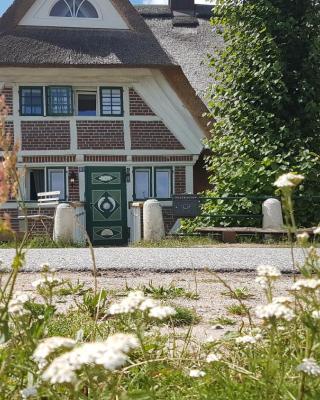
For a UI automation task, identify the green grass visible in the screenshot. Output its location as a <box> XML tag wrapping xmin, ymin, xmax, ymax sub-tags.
<box><xmin>210</xmin><ymin>316</ymin><xmax>236</xmax><ymax>326</ymax></box>
<box><xmin>221</xmin><ymin>287</ymin><xmax>254</xmax><ymax>300</ymax></box>
<box><xmin>227</xmin><ymin>303</ymin><xmax>250</xmax><ymax>316</ymax></box>
<box><xmin>130</xmin><ymin>236</ymin><xmax>219</xmax><ymax>248</ymax></box>
<box><xmin>126</xmin><ymin>281</ymin><xmax>200</xmax><ymax>300</ymax></box>
<box><xmin>169</xmin><ymin>305</ymin><xmax>201</xmax><ymax>327</ymax></box>
<box><xmin>0</xmin><ymin>236</ymin><xmax>85</xmax><ymax>249</ymax></box>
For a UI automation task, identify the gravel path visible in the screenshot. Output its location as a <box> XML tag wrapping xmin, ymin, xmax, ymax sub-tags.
<box><xmin>0</xmin><ymin>247</ymin><xmax>310</xmax><ymax>272</ymax></box>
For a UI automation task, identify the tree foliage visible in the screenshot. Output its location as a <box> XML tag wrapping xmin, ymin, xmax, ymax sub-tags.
<box><xmin>197</xmin><ymin>0</ymin><xmax>320</xmax><ymax>227</ymax></box>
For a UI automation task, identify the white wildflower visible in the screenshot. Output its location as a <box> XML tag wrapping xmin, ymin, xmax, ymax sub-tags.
<box><xmin>255</xmin><ymin>302</ymin><xmax>295</xmax><ymax>321</ymax></box>
<box><xmin>33</xmin><ymin>337</ymin><xmax>76</xmax><ymax>369</ymax></box>
<box><xmin>20</xmin><ymin>387</ymin><xmax>37</xmax><ymax>399</ymax></box>
<box><xmin>257</xmin><ymin>265</ymin><xmax>281</xmax><ymax>279</ymax></box>
<box><xmin>255</xmin><ymin>276</ymin><xmax>268</xmax><ymax>289</ymax></box>
<box><xmin>189</xmin><ymin>369</ymin><xmax>206</xmax><ymax>378</ymax></box>
<box><xmin>235</xmin><ymin>334</ymin><xmax>262</xmax><ymax>345</ymax></box>
<box><xmin>297</xmin><ymin>232</ymin><xmax>310</xmax><ymax>243</ymax></box>
<box><xmin>274</xmin><ymin>173</ymin><xmax>304</xmax><ymax>188</ymax></box>
<box><xmin>42</xmin><ymin>334</ymin><xmax>139</xmax><ymax>385</ymax></box>
<box><xmin>311</xmin><ymin>310</ymin><xmax>320</xmax><ymax>320</ymax></box>
<box><xmin>139</xmin><ymin>298</ymin><xmax>159</xmax><ymax>311</ymax></box>
<box><xmin>206</xmin><ymin>353</ymin><xmax>222</xmax><ymax>363</ymax></box>
<box><xmin>8</xmin><ymin>292</ymin><xmax>33</xmax><ymax>317</ymax></box>
<box><xmin>149</xmin><ymin>306</ymin><xmax>176</xmax><ymax>320</ymax></box>
<box><xmin>109</xmin><ymin>290</ymin><xmax>145</xmax><ymax>314</ymax></box>
<box><xmin>314</xmin><ymin>227</ymin><xmax>320</xmax><ymax>235</ymax></box>
<box><xmin>291</xmin><ymin>279</ymin><xmax>320</xmax><ymax>291</ymax></box>
<box><xmin>297</xmin><ymin>358</ymin><xmax>320</xmax><ymax>376</ymax></box>
<box><xmin>32</xmin><ymin>276</ymin><xmax>62</xmax><ymax>289</ymax></box>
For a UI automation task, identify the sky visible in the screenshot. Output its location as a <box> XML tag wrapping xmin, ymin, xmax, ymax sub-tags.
<box><xmin>0</xmin><ymin>0</ymin><xmax>214</xmax><ymax>17</ymax></box>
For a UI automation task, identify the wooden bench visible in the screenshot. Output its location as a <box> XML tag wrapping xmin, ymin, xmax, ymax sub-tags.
<box><xmin>195</xmin><ymin>226</ymin><xmax>315</xmax><ymax>243</ymax></box>
<box><xmin>18</xmin><ymin>191</ymin><xmax>60</xmax><ymax>237</ymax></box>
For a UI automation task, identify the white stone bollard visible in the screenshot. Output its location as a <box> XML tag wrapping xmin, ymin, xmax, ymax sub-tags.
<box><xmin>262</xmin><ymin>198</ymin><xmax>284</xmax><ymax>229</ymax></box>
<box><xmin>143</xmin><ymin>199</ymin><xmax>165</xmax><ymax>242</ymax></box>
<box><xmin>53</xmin><ymin>203</ymin><xmax>75</xmax><ymax>243</ymax></box>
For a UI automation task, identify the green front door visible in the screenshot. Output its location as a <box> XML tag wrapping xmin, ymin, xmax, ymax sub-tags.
<box><xmin>85</xmin><ymin>167</ymin><xmax>128</xmax><ymax>246</ymax></box>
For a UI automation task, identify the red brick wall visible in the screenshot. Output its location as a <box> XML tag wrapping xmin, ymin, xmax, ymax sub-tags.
<box><xmin>77</xmin><ymin>121</ymin><xmax>125</xmax><ymax>150</ymax></box>
<box><xmin>21</xmin><ymin>121</ymin><xmax>70</xmax><ymax>150</ymax></box>
<box><xmin>129</xmin><ymin>89</ymin><xmax>155</xmax><ymax>116</ymax></box>
<box><xmin>20</xmin><ymin>207</ymin><xmax>55</xmax><ymax>235</ymax></box>
<box><xmin>130</xmin><ymin>121</ymin><xmax>184</xmax><ymax>150</ymax></box>
<box><xmin>175</xmin><ymin>166</ymin><xmax>186</xmax><ymax>194</ymax></box>
<box><xmin>162</xmin><ymin>207</ymin><xmax>175</xmax><ymax>233</ymax></box>
<box><xmin>0</xmin><ymin>87</ymin><xmax>13</xmax><ymax>116</ymax></box>
<box><xmin>68</xmin><ymin>167</ymin><xmax>80</xmax><ymax>202</ymax></box>
<box><xmin>23</xmin><ymin>155</ymin><xmax>76</xmax><ymax>163</ymax></box>
<box><xmin>132</xmin><ymin>155</ymin><xmax>193</xmax><ymax>162</ymax></box>
<box><xmin>84</xmin><ymin>155</ymin><xmax>127</xmax><ymax>162</ymax></box>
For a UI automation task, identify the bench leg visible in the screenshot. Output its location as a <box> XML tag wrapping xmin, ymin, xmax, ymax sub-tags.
<box><xmin>222</xmin><ymin>231</ymin><xmax>237</xmax><ymax>243</ymax></box>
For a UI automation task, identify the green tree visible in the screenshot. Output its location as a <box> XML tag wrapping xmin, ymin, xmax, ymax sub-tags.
<box><xmin>200</xmin><ymin>0</ymin><xmax>320</xmax><ymax>227</ymax></box>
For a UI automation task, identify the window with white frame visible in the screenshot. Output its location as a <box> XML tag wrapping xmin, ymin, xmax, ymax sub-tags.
<box><xmin>154</xmin><ymin>168</ymin><xmax>172</xmax><ymax>199</ymax></box>
<box><xmin>134</xmin><ymin>168</ymin><xmax>151</xmax><ymax>200</ymax></box>
<box><xmin>50</xmin><ymin>0</ymin><xmax>99</xmax><ymax>18</ymax></box>
<box><xmin>77</xmin><ymin>91</ymin><xmax>97</xmax><ymax>116</ymax></box>
<box><xmin>133</xmin><ymin>167</ymin><xmax>173</xmax><ymax>200</ymax></box>
<box><xmin>100</xmin><ymin>87</ymin><xmax>123</xmax><ymax>116</ymax></box>
<box><xmin>28</xmin><ymin>168</ymin><xmax>66</xmax><ymax>201</ymax></box>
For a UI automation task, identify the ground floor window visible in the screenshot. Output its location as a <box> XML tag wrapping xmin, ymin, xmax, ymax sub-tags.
<box><xmin>133</xmin><ymin>167</ymin><xmax>172</xmax><ymax>200</ymax></box>
<box><xmin>28</xmin><ymin>167</ymin><xmax>66</xmax><ymax>201</ymax></box>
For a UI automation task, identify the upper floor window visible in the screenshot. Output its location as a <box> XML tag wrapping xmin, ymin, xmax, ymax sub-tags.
<box><xmin>46</xmin><ymin>86</ymin><xmax>73</xmax><ymax>116</ymax></box>
<box><xmin>100</xmin><ymin>87</ymin><xmax>123</xmax><ymax>117</ymax></box>
<box><xmin>50</xmin><ymin>0</ymin><xmax>99</xmax><ymax>18</ymax></box>
<box><xmin>19</xmin><ymin>87</ymin><xmax>43</xmax><ymax>116</ymax></box>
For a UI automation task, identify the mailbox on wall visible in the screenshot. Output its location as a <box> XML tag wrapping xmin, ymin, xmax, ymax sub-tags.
<box><xmin>172</xmin><ymin>194</ymin><xmax>201</xmax><ymax>218</ymax></box>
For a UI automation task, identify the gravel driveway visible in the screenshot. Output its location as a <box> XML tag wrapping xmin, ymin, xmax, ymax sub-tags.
<box><xmin>0</xmin><ymin>247</ymin><xmax>309</xmax><ymax>272</ymax></box>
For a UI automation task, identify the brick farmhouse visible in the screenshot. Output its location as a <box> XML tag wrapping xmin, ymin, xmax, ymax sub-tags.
<box><xmin>0</xmin><ymin>0</ymin><xmax>218</xmax><ymax>245</ymax></box>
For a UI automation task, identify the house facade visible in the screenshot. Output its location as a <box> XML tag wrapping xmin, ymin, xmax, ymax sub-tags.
<box><xmin>0</xmin><ymin>0</ymin><xmax>215</xmax><ymax>245</ymax></box>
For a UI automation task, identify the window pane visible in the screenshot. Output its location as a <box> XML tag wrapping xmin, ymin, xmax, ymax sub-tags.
<box><xmin>101</xmin><ymin>88</ymin><xmax>123</xmax><ymax>116</ymax></box>
<box><xmin>30</xmin><ymin>169</ymin><xmax>45</xmax><ymax>201</ymax></box>
<box><xmin>48</xmin><ymin>87</ymin><xmax>72</xmax><ymax>115</ymax></box>
<box><xmin>156</xmin><ymin>169</ymin><xmax>171</xmax><ymax>198</ymax></box>
<box><xmin>20</xmin><ymin>87</ymin><xmax>43</xmax><ymax>116</ymax></box>
<box><xmin>48</xmin><ymin>169</ymin><xmax>65</xmax><ymax>199</ymax></box>
<box><xmin>135</xmin><ymin>170</ymin><xmax>150</xmax><ymax>199</ymax></box>
<box><xmin>78</xmin><ymin>93</ymin><xmax>96</xmax><ymax>116</ymax></box>
<box><xmin>50</xmin><ymin>0</ymin><xmax>98</xmax><ymax>18</ymax></box>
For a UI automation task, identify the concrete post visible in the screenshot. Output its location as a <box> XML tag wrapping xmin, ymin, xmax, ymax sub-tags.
<box><xmin>262</xmin><ymin>198</ymin><xmax>284</xmax><ymax>229</ymax></box>
<box><xmin>143</xmin><ymin>199</ymin><xmax>165</xmax><ymax>242</ymax></box>
<box><xmin>53</xmin><ymin>203</ymin><xmax>75</xmax><ymax>243</ymax></box>
<box><xmin>131</xmin><ymin>202</ymin><xmax>143</xmax><ymax>243</ymax></box>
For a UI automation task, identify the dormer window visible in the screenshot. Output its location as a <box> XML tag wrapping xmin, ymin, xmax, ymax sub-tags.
<box><xmin>50</xmin><ymin>0</ymin><xmax>99</xmax><ymax>18</ymax></box>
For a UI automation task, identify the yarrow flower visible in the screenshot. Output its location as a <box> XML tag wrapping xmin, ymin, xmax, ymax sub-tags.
<box><xmin>291</xmin><ymin>279</ymin><xmax>320</xmax><ymax>292</ymax></box>
<box><xmin>296</xmin><ymin>232</ymin><xmax>310</xmax><ymax>243</ymax></box>
<box><xmin>31</xmin><ymin>276</ymin><xmax>62</xmax><ymax>289</ymax></box>
<box><xmin>255</xmin><ymin>302</ymin><xmax>295</xmax><ymax>321</ymax></box>
<box><xmin>109</xmin><ymin>291</ymin><xmax>176</xmax><ymax>320</ymax></box>
<box><xmin>272</xmin><ymin>296</ymin><xmax>293</xmax><ymax>304</ymax></box>
<box><xmin>42</xmin><ymin>334</ymin><xmax>139</xmax><ymax>384</ymax></box>
<box><xmin>257</xmin><ymin>265</ymin><xmax>281</xmax><ymax>279</ymax></box>
<box><xmin>148</xmin><ymin>306</ymin><xmax>176</xmax><ymax>320</ymax></box>
<box><xmin>311</xmin><ymin>310</ymin><xmax>320</xmax><ymax>320</ymax></box>
<box><xmin>20</xmin><ymin>387</ymin><xmax>37</xmax><ymax>399</ymax></box>
<box><xmin>235</xmin><ymin>334</ymin><xmax>262</xmax><ymax>345</ymax></box>
<box><xmin>8</xmin><ymin>291</ymin><xmax>33</xmax><ymax>317</ymax></box>
<box><xmin>189</xmin><ymin>369</ymin><xmax>206</xmax><ymax>378</ymax></box>
<box><xmin>33</xmin><ymin>337</ymin><xmax>76</xmax><ymax>369</ymax></box>
<box><xmin>206</xmin><ymin>353</ymin><xmax>222</xmax><ymax>363</ymax></box>
<box><xmin>274</xmin><ymin>173</ymin><xmax>304</xmax><ymax>189</ymax></box>
<box><xmin>297</xmin><ymin>358</ymin><xmax>320</xmax><ymax>376</ymax></box>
